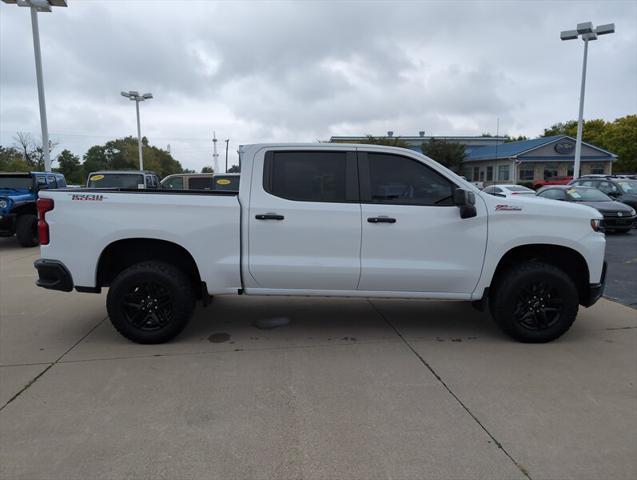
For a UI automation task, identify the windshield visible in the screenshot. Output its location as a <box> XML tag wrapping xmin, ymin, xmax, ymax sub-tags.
<box><xmin>617</xmin><ymin>180</ymin><xmax>637</xmax><ymax>193</ymax></box>
<box><xmin>566</xmin><ymin>187</ymin><xmax>611</xmax><ymax>202</ymax></box>
<box><xmin>88</xmin><ymin>173</ymin><xmax>144</xmax><ymax>189</ymax></box>
<box><xmin>0</xmin><ymin>176</ymin><xmax>33</xmax><ymax>190</ymax></box>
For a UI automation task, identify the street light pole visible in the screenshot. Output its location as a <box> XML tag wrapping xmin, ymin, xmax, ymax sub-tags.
<box><xmin>573</xmin><ymin>38</ymin><xmax>589</xmax><ymax>180</ymax></box>
<box><xmin>29</xmin><ymin>5</ymin><xmax>50</xmax><ymax>172</ymax></box>
<box><xmin>121</xmin><ymin>91</ymin><xmax>153</xmax><ymax>171</ymax></box>
<box><xmin>2</xmin><ymin>1</ymin><xmax>69</xmax><ymax>172</ymax></box>
<box><xmin>225</xmin><ymin>139</ymin><xmax>229</xmax><ymax>172</ymax></box>
<box><xmin>135</xmin><ymin>98</ymin><xmax>143</xmax><ymax>170</ymax></box>
<box><xmin>561</xmin><ymin>22</ymin><xmax>615</xmax><ymax>179</ymax></box>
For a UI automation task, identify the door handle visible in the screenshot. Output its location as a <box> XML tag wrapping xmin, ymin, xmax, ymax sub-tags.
<box><xmin>367</xmin><ymin>216</ymin><xmax>396</xmax><ymax>224</ymax></box>
<box><xmin>255</xmin><ymin>213</ymin><xmax>285</xmax><ymax>220</ymax></box>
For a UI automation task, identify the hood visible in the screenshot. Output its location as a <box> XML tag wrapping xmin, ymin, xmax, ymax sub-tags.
<box><xmin>580</xmin><ymin>200</ymin><xmax>635</xmax><ymax>215</ymax></box>
<box><xmin>478</xmin><ymin>191</ymin><xmax>603</xmax><ymax>220</ymax></box>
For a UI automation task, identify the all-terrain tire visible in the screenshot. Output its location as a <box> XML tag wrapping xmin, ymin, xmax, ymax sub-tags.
<box><xmin>107</xmin><ymin>261</ymin><xmax>196</xmax><ymax>344</ymax></box>
<box><xmin>16</xmin><ymin>214</ymin><xmax>38</xmax><ymax>247</ymax></box>
<box><xmin>490</xmin><ymin>262</ymin><xmax>579</xmax><ymax>343</ymax></box>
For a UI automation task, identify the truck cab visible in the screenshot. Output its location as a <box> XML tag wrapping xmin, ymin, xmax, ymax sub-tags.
<box><xmin>0</xmin><ymin>172</ymin><xmax>67</xmax><ymax>247</ymax></box>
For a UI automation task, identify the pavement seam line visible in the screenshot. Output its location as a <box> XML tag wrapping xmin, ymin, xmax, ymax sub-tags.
<box><xmin>0</xmin><ymin>315</ymin><xmax>108</xmax><ymax>413</ymax></box>
<box><xmin>367</xmin><ymin>299</ymin><xmax>533</xmax><ymax>480</ymax></box>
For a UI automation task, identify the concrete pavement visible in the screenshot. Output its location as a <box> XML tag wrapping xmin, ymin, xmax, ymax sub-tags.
<box><xmin>1</xmin><ymin>237</ymin><xmax>636</xmax><ymax>479</ymax></box>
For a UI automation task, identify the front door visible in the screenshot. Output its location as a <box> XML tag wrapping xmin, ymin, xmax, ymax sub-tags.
<box><xmin>357</xmin><ymin>151</ymin><xmax>488</xmax><ymax>294</ymax></box>
<box><xmin>247</xmin><ymin>149</ymin><xmax>361</xmax><ymax>291</ymax></box>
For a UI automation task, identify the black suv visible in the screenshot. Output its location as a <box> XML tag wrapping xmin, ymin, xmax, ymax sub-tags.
<box><xmin>569</xmin><ymin>175</ymin><xmax>637</xmax><ymax>212</ymax></box>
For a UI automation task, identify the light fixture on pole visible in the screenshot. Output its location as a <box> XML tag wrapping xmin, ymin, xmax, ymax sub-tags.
<box><xmin>2</xmin><ymin>0</ymin><xmax>68</xmax><ymax>172</ymax></box>
<box><xmin>120</xmin><ymin>91</ymin><xmax>153</xmax><ymax>170</ymax></box>
<box><xmin>560</xmin><ymin>21</ymin><xmax>615</xmax><ymax>179</ymax></box>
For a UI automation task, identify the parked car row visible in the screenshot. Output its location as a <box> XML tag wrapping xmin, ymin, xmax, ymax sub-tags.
<box><xmin>483</xmin><ymin>174</ymin><xmax>637</xmax><ymax>233</ymax></box>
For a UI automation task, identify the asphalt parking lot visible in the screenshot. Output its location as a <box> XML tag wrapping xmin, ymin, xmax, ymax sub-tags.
<box><xmin>1</xmin><ymin>236</ymin><xmax>635</xmax><ymax>480</ymax></box>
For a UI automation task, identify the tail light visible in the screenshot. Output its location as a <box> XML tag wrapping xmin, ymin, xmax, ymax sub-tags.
<box><xmin>37</xmin><ymin>198</ymin><xmax>54</xmax><ymax>245</ymax></box>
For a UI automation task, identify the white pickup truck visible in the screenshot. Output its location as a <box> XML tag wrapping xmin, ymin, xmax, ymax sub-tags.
<box><xmin>34</xmin><ymin>144</ymin><xmax>607</xmax><ymax>344</ymax></box>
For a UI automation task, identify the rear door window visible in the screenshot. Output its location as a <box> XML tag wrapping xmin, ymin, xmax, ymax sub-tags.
<box><xmin>263</xmin><ymin>151</ymin><xmax>356</xmax><ymax>202</ymax></box>
<box><xmin>163</xmin><ymin>176</ymin><xmax>184</xmax><ymax>189</ymax></box>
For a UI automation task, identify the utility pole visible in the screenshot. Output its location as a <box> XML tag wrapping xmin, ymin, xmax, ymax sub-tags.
<box><xmin>120</xmin><ymin>91</ymin><xmax>153</xmax><ymax>170</ymax></box>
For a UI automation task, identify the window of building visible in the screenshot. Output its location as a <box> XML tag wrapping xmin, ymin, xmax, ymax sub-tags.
<box><xmin>486</xmin><ymin>166</ymin><xmax>493</xmax><ymax>181</ymax></box>
<box><xmin>479</xmin><ymin>170</ymin><xmax>485</xmax><ymax>181</ymax></box>
<box><xmin>473</xmin><ymin>167</ymin><xmax>480</xmax><ymax>181</ymax></box>
<box><xmin>567</xmin><ymin>166</ymin><xmax>574</xmax><ymax>176</ymax></box>
<box><xmin>366</xmin><ymin>153</ymin><xmax>455</xmax><ymax>206</ymax></box>
<box><xmin>519</xmin><ymin>167</ymin><xmax>534</xmax><ymax>181</ymax></box>
<box><xmin>544</xmin><ymin>164</ymin><xmax>559</xmax><ymax>179</ymax></box>
<box><xmin>265</xmin><ymin>151</ymin><xmax>348</xmax><ymax>202</ymax></box>
<box><xmin>590</xmin><ymin>164</ymin><xmax>605</xmax><ymax>174</ymax></box>
<box><xmin>498</xmin><ymin>164</ymin><xmax>510</xmax><ymax>181</ymax></box>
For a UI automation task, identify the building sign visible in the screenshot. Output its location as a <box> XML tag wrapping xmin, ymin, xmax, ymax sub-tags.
<box><xmin>554</xmin><ymin>141</ymin><xmax>575</xmax><ymax>154</ymax></box>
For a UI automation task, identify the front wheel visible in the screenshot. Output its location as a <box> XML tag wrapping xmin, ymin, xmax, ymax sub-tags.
<box><xmin>490</xmin><ymin>262</ymin><xmax>579</xmax><ymax>343</ymax></box>
<box><xmin>107</xmin><ymin>261</ymin><xmax>195</xmax><ymax>344</ymax></box>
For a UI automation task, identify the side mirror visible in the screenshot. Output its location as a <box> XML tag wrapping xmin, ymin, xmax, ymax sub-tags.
<box><xmin>454</xmin><ymin>188</ymin><xmax>477</xmax><ymax>219</ymax></box>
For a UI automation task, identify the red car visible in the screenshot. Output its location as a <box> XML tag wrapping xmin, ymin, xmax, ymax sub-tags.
<box><xmin>533</xmin><ymin>176</ymin><xmax>573</xmax><ymax>190</ymax></box>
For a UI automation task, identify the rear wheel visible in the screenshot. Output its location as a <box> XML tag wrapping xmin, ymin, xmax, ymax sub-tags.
<box><xmin>107</xmin><ymin>261</ymin><xmax>195</xmax><ymax>344</ymax></box>
<box><xmin>15</xmin><ymin>214</ymin><xmax>38</xmax><ymax>247</ymax></box>
<box><xmin>490</xmin><ymin>262</ymin><xmax>579</xmax><ymax>343</ymax></box>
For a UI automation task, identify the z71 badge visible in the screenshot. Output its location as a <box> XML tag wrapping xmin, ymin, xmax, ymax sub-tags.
<box><xmin>70</xmin><ymin>193</ymin><xmax>104</xmax><ymax>201</ymax></box>
<box><xmin>495</xmin><ymin>204</ymin><xmax>522</xmax><ymax>211</ymax></box>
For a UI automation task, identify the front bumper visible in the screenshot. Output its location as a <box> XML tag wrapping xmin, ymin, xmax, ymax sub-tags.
<box><xmin>0</xmin><ymin>213</ymin><xmax>16</xmax><ymax>236</ymax></box>
<box><xmin>603</xmin><ymin>215</ymin><xmax>636</xmax><ymax>230</ymax></box>
<box><xmin>34</xmin><ymin>259</ymin><xmax>74</xmax><ymax>292</ymax></box>
<box><xmin>582</xmin><ymin>261</ymin><xmax>607</xmax><ymax>308</ymax></box>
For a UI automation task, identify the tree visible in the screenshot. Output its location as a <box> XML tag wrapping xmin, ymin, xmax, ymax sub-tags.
<box><xmin>56</xmin><ymin>149</ymin><xmax>83</xmax><ymax>184</ymax></box>
<box><xmin>421</xmin><ymin>139</ymin><xmax>466</xmax><ymax>173</ymax></box>
<box><xmin>201</xmin><ymin>166</ymin><xmax>214</xmax><ymax>173</ymax></box>
<box><xmin>355</xmin><ymin>135</ymin><xmax>410</xmax><ymax>148</ymax></box>
<box><xmin>0</xmin><ymin>146</ymin><xmax>30</xmax><ymax>172</ymax></box>
<box><xmin>13</xmin><ymin>132</ymin><xmax>58</xmax><ymax>170</ymax></box>
<box><xmin>227</xmin><ymin>165</ymin><xmax>240</xmax><ymax>173</ymax></box>
<box><xmin>80</xmin><ymin>136</ymin><xmax>187</xmax><ymax>182</ymax></box>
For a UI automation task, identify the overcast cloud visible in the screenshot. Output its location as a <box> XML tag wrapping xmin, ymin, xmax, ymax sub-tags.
<box><xmin>1</xmin><ymin>0</ymin><xmax>635</xmax><ymax>171</ymax></box>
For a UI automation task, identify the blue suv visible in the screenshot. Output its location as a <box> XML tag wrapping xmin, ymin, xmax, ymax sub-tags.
<box><xmin>0</xmin><ymin>172</ymin><xmax>67</xmax><ymax>247</ymax></box>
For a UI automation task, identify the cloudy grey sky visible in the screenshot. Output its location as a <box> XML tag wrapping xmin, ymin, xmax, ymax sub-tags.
<box><xmin>1</xmin><ymin>0</ymin><xmax>636</xmax><ymax>171</ymax></box>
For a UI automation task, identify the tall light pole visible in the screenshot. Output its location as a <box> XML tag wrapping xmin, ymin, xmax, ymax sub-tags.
<box><xmin>225</xmin><ymin>139</ymin><xmax>229</xmax><ymax>172</ymax></box>
<box><xmin>2</xmin><ymin>0</ymin><xmax>68</xmax><ymax>172</ymax></box>
<box><xmin>120</xmin><ymin>91</ymin><xmax>153</xmax><ymax>170</ymax></box>
<box><xmin>560</xmin><ymin>22</ymin><xmax>615</xmax><ymax>179</ymax></box>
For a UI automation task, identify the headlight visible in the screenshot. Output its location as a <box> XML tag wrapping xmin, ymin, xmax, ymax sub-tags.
<box><xmin>591</xmin><ymin>219</ymin><xmax>604</xmax><ymax>232</ymax></box>
<box><xmin>0</xmin><ymin>199</ymin><xmax>8</xmax><ymax>209</ymax></box>
<box><xmin>630</xmin><ymin>208</ymin><xmax>636</xmax><ymax>216</ymax></box>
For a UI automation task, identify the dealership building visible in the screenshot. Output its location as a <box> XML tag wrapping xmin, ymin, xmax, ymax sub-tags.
<box><xmin>329</xmin><ymin>133</ymin><xmax>617</xmax><ymax>185</ymax></box>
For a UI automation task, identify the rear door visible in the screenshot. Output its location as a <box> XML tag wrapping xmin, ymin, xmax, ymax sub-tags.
<box><xmin>247</xmin><ymin>149</ymin><xmax>361</xmax><ymax>290</ymax></box>
<box><xmin>357</xmin><ymin>151</ymin><xmax>487</xmax><ymax>294</ymax></box>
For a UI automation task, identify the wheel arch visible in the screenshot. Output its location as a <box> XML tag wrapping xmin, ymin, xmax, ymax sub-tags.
<box><xmin>489</xmin><ymin>243</ymin><xmax>591</xmax><ymax>305</ymax></box>
<box><xmin>96</xmin><ymin>238</ymin><xmax>203</xmax><ymax>296</ymax></box>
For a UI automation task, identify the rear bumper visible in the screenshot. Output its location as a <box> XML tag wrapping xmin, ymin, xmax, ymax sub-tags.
<box><xmin>34</xmin><ymin>259</ymin><xmax>74</xmax><ymax>292</ymax></box>
<box><xmin>582</xmin><ymin>261</ymin><xmax>607</xmax><ymax>308</ymax></box>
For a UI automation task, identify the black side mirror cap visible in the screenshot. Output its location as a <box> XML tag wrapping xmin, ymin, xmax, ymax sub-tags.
<box><xmin>454</xmin><ymin>188</ymin><xmax>477</xmax><ymax>219</ymax></box>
